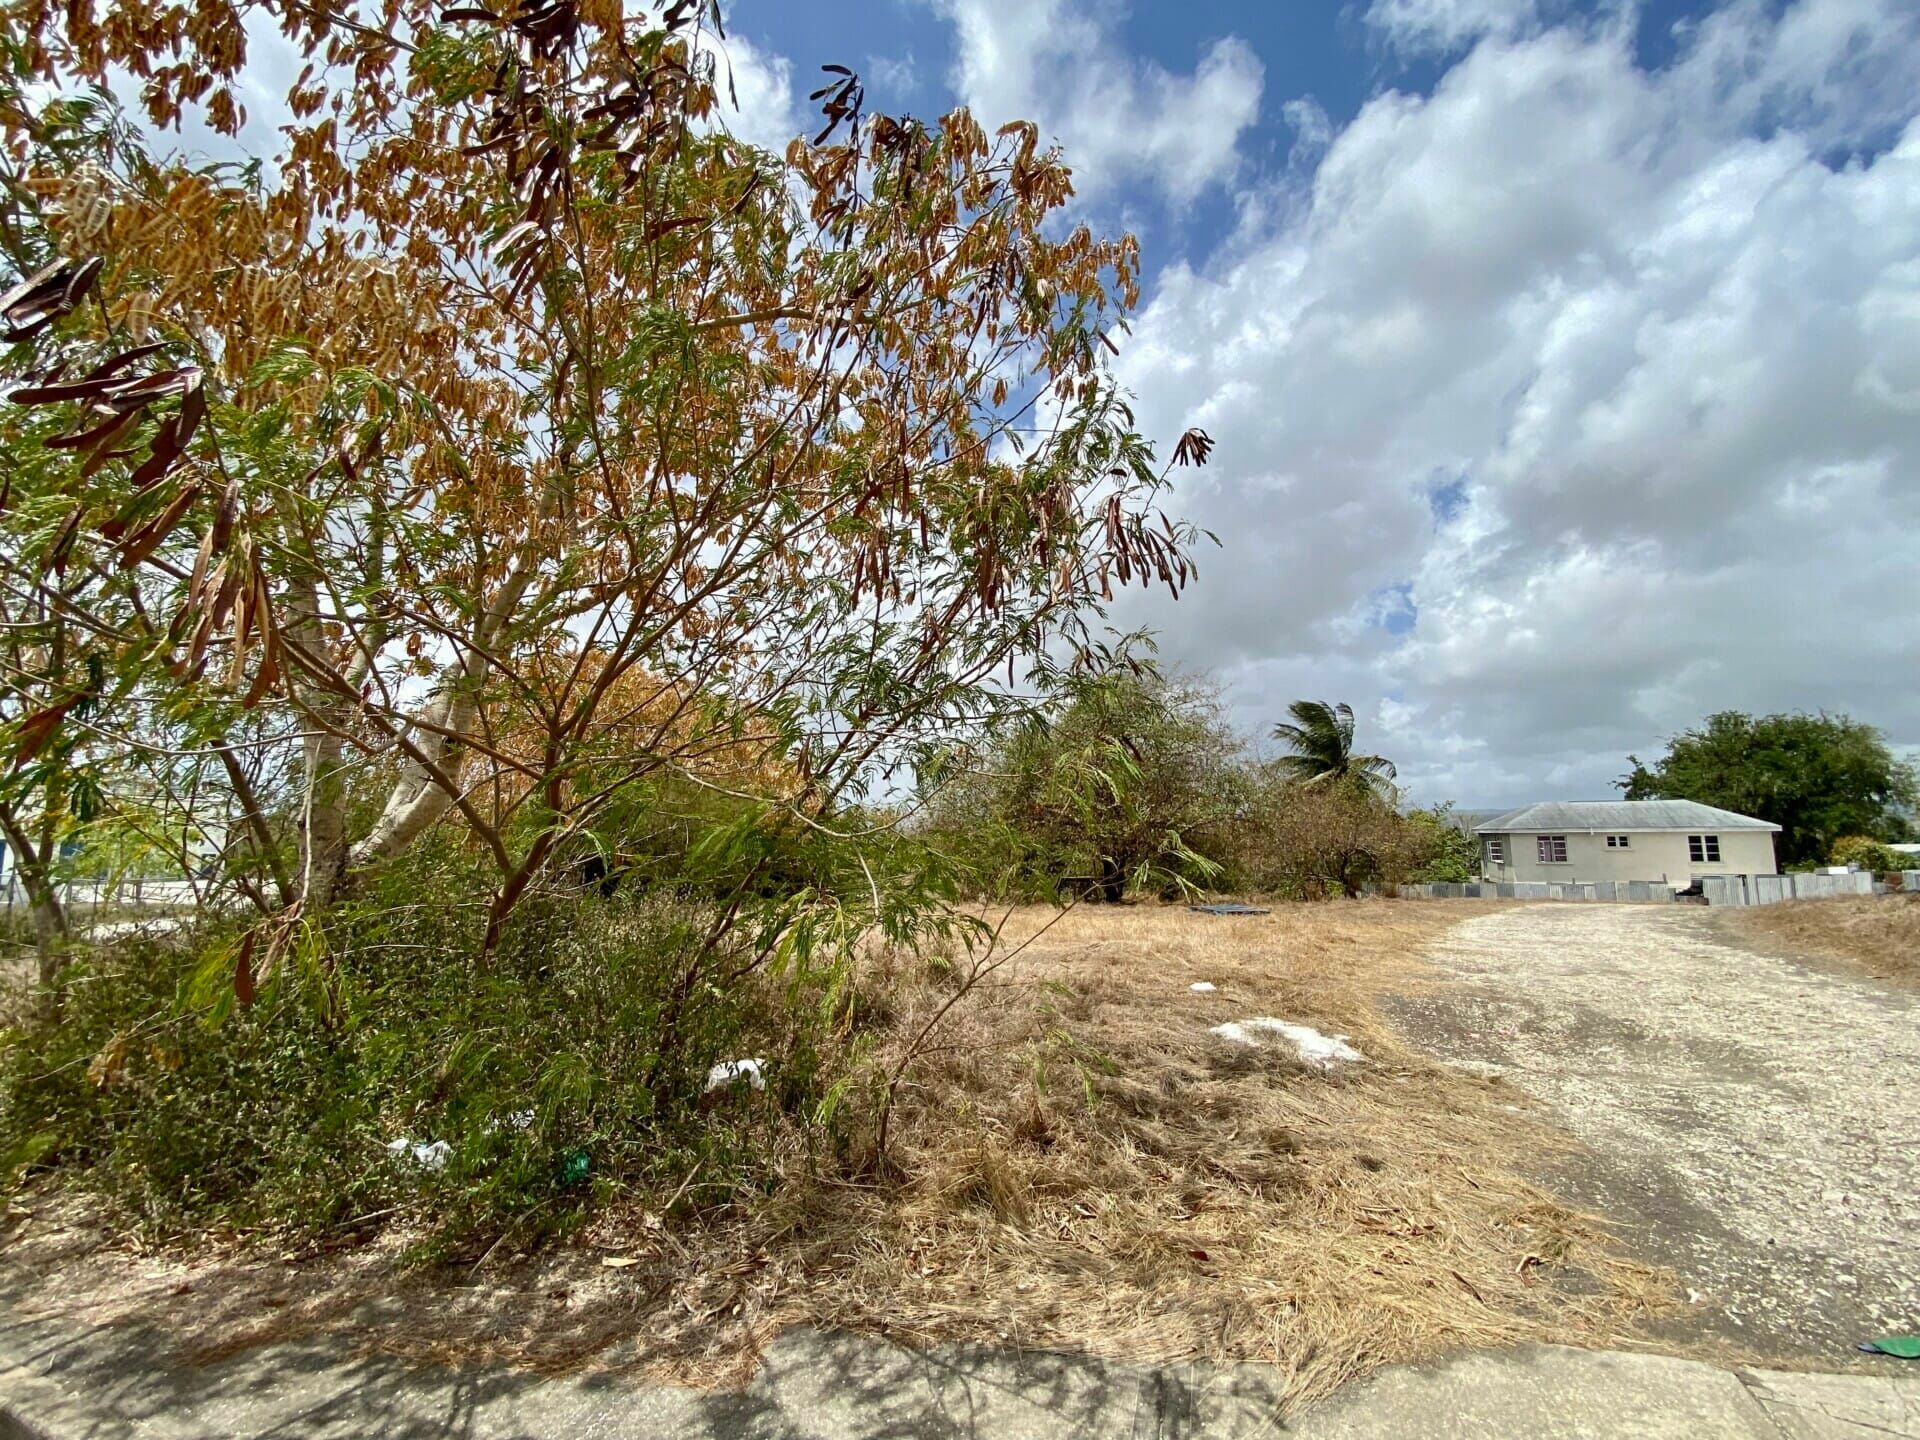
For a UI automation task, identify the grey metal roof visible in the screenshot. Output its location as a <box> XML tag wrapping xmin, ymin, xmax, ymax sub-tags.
<box><xmin>1474</xmin><ymin>800</ymin><xmax>1780</xmax><ymax>834</ymax></box>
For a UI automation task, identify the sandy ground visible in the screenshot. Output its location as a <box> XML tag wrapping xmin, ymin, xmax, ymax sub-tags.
<box><xmin>1389</xmin><ymin>902</ymin><xmax>1920</xmax><ymax>1369</ymax></box>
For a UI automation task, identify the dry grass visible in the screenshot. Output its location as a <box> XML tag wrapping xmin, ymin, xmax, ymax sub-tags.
<box><xmin>1</xmin><ymin>899</ymin><xmax>1666</xmax><ymax>1411</ymax></box>
<box><xmin>1726</xmin><ymin>893</ymin><xmax>1920</xmax><ymax>987</ymax></box>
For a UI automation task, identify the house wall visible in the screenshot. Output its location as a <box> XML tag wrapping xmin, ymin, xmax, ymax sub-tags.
<box><xmin>1481</xmin><ymin>829</ymin><xmax>1777</xmax><ymax>884</ymax></box>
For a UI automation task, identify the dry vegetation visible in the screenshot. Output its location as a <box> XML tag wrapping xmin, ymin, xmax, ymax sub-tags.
<box><xmin>1726</xmin><ymin>894</ymin><xmax>1920</xmax><ymax>987</ymax></box>
<box><xmin>1</xmin><ymin>901</ymin><xmax>1665</xmax><ymax>1411</ymax></box>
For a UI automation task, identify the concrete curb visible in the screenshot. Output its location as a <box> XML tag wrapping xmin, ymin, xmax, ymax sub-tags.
<box><xmin>3</xmin><ymin>1310</ymin><xmax>1916</xmax><ymax>1439</ymax></box>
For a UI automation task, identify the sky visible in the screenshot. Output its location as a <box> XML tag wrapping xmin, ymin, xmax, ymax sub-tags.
<box><xmin>709</xmin><ymin>0</ymin><xmax>1920</xmax><ymax>807</ymax></box>
<box><xmin>128</xmin><ymin>0</ymin><xmax>1920</xmax><ymax>808</ymax></box>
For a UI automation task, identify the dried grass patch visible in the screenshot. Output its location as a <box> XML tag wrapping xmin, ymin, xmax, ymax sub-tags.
<box><xmin>1726</xmin><ymin>893</ymin><xmax>1920</xmax><ymax>987</ymax></box>
<box><xmin>1</xmin><ymin>900</ymin><xmax>1666</xmax><ymax>1412</ymax></box>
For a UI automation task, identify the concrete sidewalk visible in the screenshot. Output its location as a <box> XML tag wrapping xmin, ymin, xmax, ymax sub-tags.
<box><xmin>1</xmin><ymin>1311</ymin><xmax>1916</xmax><ymax>1439</ymax></box>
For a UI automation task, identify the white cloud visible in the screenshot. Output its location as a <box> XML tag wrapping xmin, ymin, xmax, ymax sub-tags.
<box><xmin>703</xmin><ymin>32</ymin><xmax>800</xmax><ymax>154</ymax></box>
<box><xmin>1281</xmin><ymin>96</ymin><xmax>1334</xmax><ymax>172</ymax></box>
<box><xmin>866</xmin><ymin>52</ymin><xmax>919</xmax><ymax>99</ymax></box>
<box><xmin>928</xmin><ymin>0</ymin><xmax>1263</xmax><ymax>204</ymax></box>
<box><xmin>1670</xmin><ymin>0</ymin><xmax>1920</xmax><ymax>152</ymax></box>
<box><xmin>1365</xmin><ymin>0</ymin><xmax>1541</xmax><ymax>55</ymax></box>
<box><xmin>1108</xmin><ymin>0</ymin><xmax>1920</xmax><ymax>805</ymax></box>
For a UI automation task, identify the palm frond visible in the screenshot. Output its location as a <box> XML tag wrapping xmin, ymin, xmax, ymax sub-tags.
<box><xmin>1273</xmin><ymin>699</ymin><xmax>1394</xmax><ymax>792</ymax></box>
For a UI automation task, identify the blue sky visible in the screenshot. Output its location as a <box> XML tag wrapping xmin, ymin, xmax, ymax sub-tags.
<box><xmin>728</xmin><ymin>0</ymin><xmax>1767</xmax><ymax>264</ymax></box>
<box><xmin>701</xmin><ymin>0</ymin><xmax>1920</xmax><ymax>807</ymax></box>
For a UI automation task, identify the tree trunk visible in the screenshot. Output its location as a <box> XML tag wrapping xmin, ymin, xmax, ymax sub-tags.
<box><xmin>0</xmin><ymin>802</ymin><xmax>69</xmax><ymax>1013</ymax></box>
<box><xmin>299</xmin><ymin>723</ymin><xmax>350</xmax><ymax>906</ymax></box>
<box><xmin>289</xmin><ymin>578</ymin><xmax>352</xmax><ymax>906</ymax></box>
<box><xmin>352</xmin><ymin>564</ymin><xmax>533</xmax><ymax>871</ymax></box>
<box><xmin>216</xmin><ymin>745</ymin><xmax>295</xmax><ymax>909</ymax></box>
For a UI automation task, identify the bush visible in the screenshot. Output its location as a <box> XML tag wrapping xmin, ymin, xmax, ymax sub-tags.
<box><xmin>921</xmin><ymin>667</ymin><xmax>1464</xmax><ymax>903</ymax></box>
<box><xmin>1405</xmin><ymin>805</ymin><xmax>1482</xmax><ymax>883</ymax></box>
<box><xmin>0</xmin><ymin>846</ymin><xmax>876</xmax><ymax>1255</ymax></box>
<box><xmin>1231</xmin><ymin>776</ymin><xmax>1430</xmax><ymax>899</ymax></box>
<box><xmin>924</xmin><ymin>670</ymin><xmax>1250</xmax><ymax>902</ymax></box>
<box><xmin>1829</xmin><ymin>835</ymin><xmax>1912</xmax><ymax>875</ymax></box>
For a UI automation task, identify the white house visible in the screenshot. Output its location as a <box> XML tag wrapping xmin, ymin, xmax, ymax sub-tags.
<box><xmin>1475</xmin><ymin>800</ymin><xmax>1779</xmax><ymax>886</ymax></box>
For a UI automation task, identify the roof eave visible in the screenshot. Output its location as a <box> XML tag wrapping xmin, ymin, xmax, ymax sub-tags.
<box><xmin>1473</xmin><ymin>821</ymin><xmax>1782</xmax><ymax>834</ymax></box>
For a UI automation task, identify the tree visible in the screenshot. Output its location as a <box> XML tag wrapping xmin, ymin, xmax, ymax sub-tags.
<box><xmin>1235</xmin><ymin>771</ymin><xmax>1425</xmax><ymax>899</ymax></box>
<box><xmin>1405</xmin><ymin>804</ymin><xmax>1481</xmax><ymax>883</ymax></box>
<box><xmin>1620</xmin><ymin>711</ymin><xmax>1918</xmax><ymax>867</ymax></box>
<box><xmin>927</xmin><ymin>666</ymin><xmax>1248</xmax><ymax>902</ymax></box>
<box><xmin>0</xmin><ymin>1</ymin><xmax>1212</xmax><ymax>979</ymax></box>
<box><xmin>1271</xmin><ymin>701</ymin><xmax>1396</xmax><ymax>794</ymax></box>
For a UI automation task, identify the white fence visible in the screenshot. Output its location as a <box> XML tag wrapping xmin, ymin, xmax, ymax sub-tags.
<box><xmin>1400</xmin><ymin>871</ymin><xmax>1889</xmax><ymax>906</ymax></box>
<box><xmin>1397</xmin><ymin>880</ymin><xmax>1675</xmax><ymax>902</ymax></box>
<box><xmin>1699</xmin><ymin>871</ymin><xmax>1876</xmax><ymax>907</ymax></box>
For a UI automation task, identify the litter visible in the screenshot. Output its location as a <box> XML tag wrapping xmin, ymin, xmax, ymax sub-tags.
<box><xmin>1209</xmin><ymin>1018</ymin><xmax>1365</xmax><ymax>1069</ymax></box>
<box><xmin>1858</xmin><ymin>1336</ymin><xmax>1920</xmax><ymax>1359</ymax></box>
<box><xmin>384</xmin><ymin>1137</ymin><xmax>451</xmax><ymax>1172</ymax></box>
<box><xmin>485</xmin><ymin>1108</ymin><xmax>535</xmax><ymax>1135</ymax></box>
<box><xmin>1187</xmin><ymin>903</ymin><xmax>1271</xmax><ymax>916</ymax></box>
<box><xmin>1190</xmin><ymin>982</ymin><xmax>1217</xmax><ymax>993</ymax></box>
<box><xmin>705</xmin><ymin>1058</ymin><xmax>766</xmax><ymax>1092</ymax></box>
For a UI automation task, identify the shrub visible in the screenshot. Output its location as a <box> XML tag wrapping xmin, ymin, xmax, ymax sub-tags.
<box><xmin>924</xmin><ymin>669</ymin><xmax>1249</xmax><ymax>902</ymax></box>
<box><xmin>1232</xmin><ymin>776</ymin><xmax>1429</xmax><ymax>899</ymax></box>
<box><xmin>0</xmin><ymin>845</ymin><xmax>879</xmax><ymax>1255</ymax></box>
<box><xmin>1405</xmin><ymin>805</ymin><xmax>1482</xmax><ymax>883</ymax></box>
<box><xmin>1829</xmin><ymin>835</ymin><xmax>1912</xmax><ymax>875</ymax></box>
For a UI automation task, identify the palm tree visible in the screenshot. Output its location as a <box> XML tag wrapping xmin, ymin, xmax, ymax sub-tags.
<box><xmin>1272</xmin><ymin>700</ymin><xmax>1397</xmax><ymax>793</ymax></box>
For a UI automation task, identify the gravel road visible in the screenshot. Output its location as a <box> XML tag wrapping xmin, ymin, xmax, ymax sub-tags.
<box><xmin>1390</xmin><ymin>902</ymin><xmax>1920</xmax><ymax>1368</ymax></box>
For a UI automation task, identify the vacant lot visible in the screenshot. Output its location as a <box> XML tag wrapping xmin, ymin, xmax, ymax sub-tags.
<box><xmin>0</xmin><ymin>901</ymin><xmax>1659</xmax><ymax>1411</ymax></box>
<box><xmin>1726</xmin><ymin>892</ymin><xmax>1920</xmax><ymax>987</ymax></box>
<box><xmin>1393</xmin><ymin>902</ymin><xmax>1920</xmax><ymax>1367</ymax></box>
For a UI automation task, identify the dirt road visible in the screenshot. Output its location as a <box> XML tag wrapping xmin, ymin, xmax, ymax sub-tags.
<box><xmin>1390</xmin><ymin>903</ymin><xmax>1920</xmax><ymax>1368</ymax></box>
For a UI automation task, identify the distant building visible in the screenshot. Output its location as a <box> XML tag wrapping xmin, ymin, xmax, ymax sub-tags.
<box><xmin>1475</xmin><ymin>800</ymin><xmax>1779</xmax><ymax>885</ymax></box>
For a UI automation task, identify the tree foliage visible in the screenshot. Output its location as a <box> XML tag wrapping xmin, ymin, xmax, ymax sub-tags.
<box><xmin>924</xmin><ymin>666</ymin><xmax>1245</xmax><ymax>902</ymax></box>
<box><xmin>0</xmin><ymin>0</ymin><xmax>1212</xmax><ymax>985</ymax></box>
<box><xmin>1232</xmin><ymin>770</ymin><xmax>1428</xmax><ymax>898</ymax></box>
<box><xmin>1271</xmin><ymin>700</ymin><xmax>1397</xmax><ymax>795</ymax></box>
<box><xmin>0</xmin><ymin>0</ymin><xmax>1234</xmax><ymax>1241</ymax></box>
<box><xmin>930</xmin><ymin>673</ymin><xmax>1456</xmax><ymax>901</ymax></box>
<box><xmin>1828</xmin><ymin>834</ymin><xmax>1912</xmax><ymax>875</ymax></box>
<box><xmin>1403</xmin><ymin>805</ymin><xmax>1481</xmax><ymax>883</ymax></box>
<box><xmin>1620</xmin><ymin>711</ymin><xmax>1917</xmax><ymax>867</ymax></box>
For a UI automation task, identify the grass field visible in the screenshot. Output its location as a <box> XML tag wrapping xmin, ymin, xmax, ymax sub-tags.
<box><xmin>1727</xmin><ymin>893</ymin><xmax>1920</xmax><ymax>988</ymax></box>
<box><xmin>2</xmin><ymin>899</ymin><xmax>1665</xmax><ymax>1411</ymax></box>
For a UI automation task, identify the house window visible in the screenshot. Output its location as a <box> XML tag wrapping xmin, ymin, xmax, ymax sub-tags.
<box><xmin>1536</xmin><ymin>835</ymin><xmax>1569</xmax><ymax>864</ymax></box>
<box><xmin>1689</xmin><ymin>834</ymin><xmax>1721</xmax><ymax>864</ymax></box>
<box><xmin>1605</xmin><ymin>834</ymin><xmax>1631</xmax><ymax>848</ymax></box>
<box><xmin>1485</xmin><ymin>837</ymin><xmax>1505</xmax><ymax>865</ymax></box>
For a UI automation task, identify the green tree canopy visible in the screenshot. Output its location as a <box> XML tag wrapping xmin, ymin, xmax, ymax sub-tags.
<box><xmin>926</xmin><ymin>668</ymin><xmax>1248</xmax><ymax>902</ymax></box>
<box><xmin>1271</xmin><ymin>701</ymin><xmax>1397</xmax><ymax>794</ymax></box>
<box><xmin>1619</xmin><ymin>711</ymin><xmax>1918</xmax><ymax>866</ymax></box>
